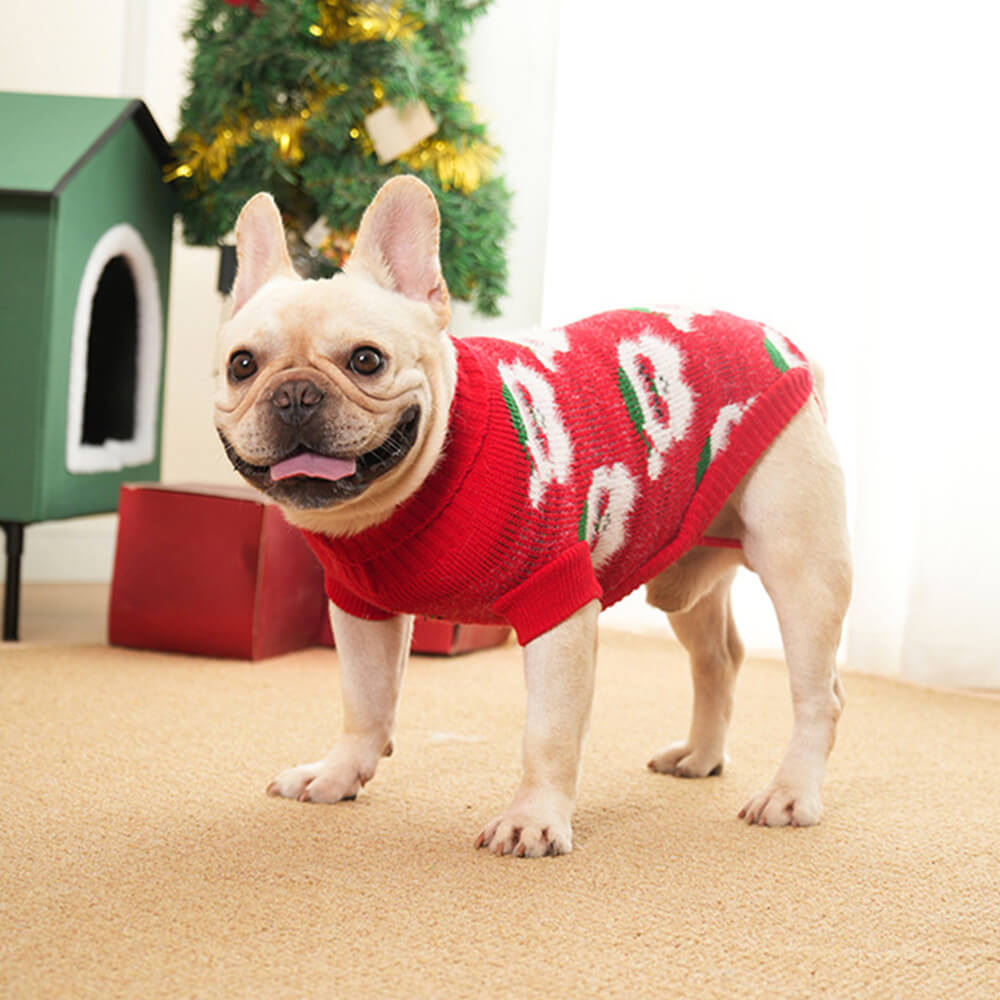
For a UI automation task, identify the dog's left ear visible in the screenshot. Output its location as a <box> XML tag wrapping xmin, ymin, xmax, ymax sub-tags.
<box><xmin>230</xmin><ymin>193</ymin><xmax>297</xmax><ymax>316</ymax></box>
<box><xmin>345</xmin><ymin>175</ymin><xmax>451</xmax><ymax>328</ymax></box>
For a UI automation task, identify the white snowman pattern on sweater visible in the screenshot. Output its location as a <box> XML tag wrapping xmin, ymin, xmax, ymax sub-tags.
<box><xmin>497</xmin><ymin>308</ymin><xmax>805</xmax><ymax>570</ymax></box>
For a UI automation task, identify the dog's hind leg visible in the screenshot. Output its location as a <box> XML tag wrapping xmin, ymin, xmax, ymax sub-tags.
<box><xmin>735</xmin><ymin>401</ymin><xmax>851</xmax><ymax>827</ymax></box>
<box><xmin>646</xmin><ymin>547</ymin><xmax>745</xmax><ymax>778</ymax></box>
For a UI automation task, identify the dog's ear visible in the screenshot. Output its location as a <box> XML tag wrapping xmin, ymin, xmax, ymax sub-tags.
<box><xmin>231</xmin><ymin>193</ymin><xmax>296</xmax><ymax>316</ymax></box>
<box><xmin>345</xmin><ymin>175</ymin><xmax>451</xmax><ymax>327</ymax></box>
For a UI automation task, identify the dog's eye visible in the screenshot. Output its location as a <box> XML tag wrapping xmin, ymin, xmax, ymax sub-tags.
<box><xmin>228</xmin><ymin>350</ymin><xmax>258</xmax><ymax>382</ymax></box>
<box><xmin>349</xmin><ymin>346</ymin><xmax>384</xmax><ymax>376</ymax></box>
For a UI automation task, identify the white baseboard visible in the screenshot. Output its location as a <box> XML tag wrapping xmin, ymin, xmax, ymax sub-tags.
<box><xmin>20</xmin><ymin>515</ymin><xmax>118</xmax><ymax>583</ymax></box>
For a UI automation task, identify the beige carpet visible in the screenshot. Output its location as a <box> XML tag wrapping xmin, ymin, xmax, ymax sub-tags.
<box><xmin>2</xmin><ymin>591</ymin><xmax>999</xmax><ymax>998</ymax></box>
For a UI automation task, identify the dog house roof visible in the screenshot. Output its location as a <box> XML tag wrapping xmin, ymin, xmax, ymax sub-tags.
<box><xmin>0</xmin><ymin>91</ymin><xmax>172</xmax><ymax>198</ymax></box>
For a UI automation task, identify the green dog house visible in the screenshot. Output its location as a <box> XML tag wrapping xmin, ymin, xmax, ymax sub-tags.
<box><xmin>0</xmin><ymin>92</ymin><xmax>174</xmax><ymax>638</ymax></box>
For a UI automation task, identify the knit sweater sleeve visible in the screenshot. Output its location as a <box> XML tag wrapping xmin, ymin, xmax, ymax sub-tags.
<box><xmin>299</xmin><ymin>530</ymin><xmax>397</xmax><ymax>621</ymax></box>
<box><xmin>322</xmin><ymin>573</ymin><xmax>397</xmax><ymax>621</ymax></box>
<box><xmin>490</xmin><ymin>540</ymin><xmax>602</xmax><ymax>645</ymax></box>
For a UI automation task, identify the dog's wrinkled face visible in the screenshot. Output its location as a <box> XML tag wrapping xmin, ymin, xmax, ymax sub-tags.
<box><xmin>215</xmin><ymin>177</ymin><xmax>457</xmax><ymax>536</ymax></box>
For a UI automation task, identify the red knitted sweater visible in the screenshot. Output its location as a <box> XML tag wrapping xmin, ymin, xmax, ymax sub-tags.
<box><xmin>302</xmin><ymin>308</ymin><xmax>813</xmax><ymax>645</ymax></box>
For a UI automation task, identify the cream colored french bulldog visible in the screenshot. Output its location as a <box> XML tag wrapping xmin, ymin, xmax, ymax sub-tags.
<box><xmin>215</xmin><ymin>175</ymin><xmax>851</xmax><ymax>857</ymax></box>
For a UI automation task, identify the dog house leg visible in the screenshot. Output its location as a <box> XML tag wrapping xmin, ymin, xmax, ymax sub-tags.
<box><xmin>2</xmin><ymin>522</ymin><xmax>25</xmax><ymax>641</ymax></box>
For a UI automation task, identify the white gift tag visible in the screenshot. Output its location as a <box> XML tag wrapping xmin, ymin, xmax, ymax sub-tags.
<box><xmin>304</xmin><ymin>215</ymin><xmax>331</xmax><ymax>250</ymax></box>
<box><xmin>364</xmin><ymin>100</ymin><xmax>438</xmax><ymax>164</ymax></box>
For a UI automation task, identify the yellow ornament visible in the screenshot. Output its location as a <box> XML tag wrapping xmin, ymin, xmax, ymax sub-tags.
<box><xmin>320</xmin><ymin>228</ymin><xmax>358</xmax><ymax>269</ymax></box>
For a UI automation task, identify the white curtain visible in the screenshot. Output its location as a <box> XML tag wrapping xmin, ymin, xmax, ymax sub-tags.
<box><xmin>850</xmin><ymin>4</ymin><xmax>1000</xmax><ymax>688</ymax></box>
<box><xmin>543</xmin><ymin>1</ymin><xmax>1000</xmax><ymax>687</ymax></box>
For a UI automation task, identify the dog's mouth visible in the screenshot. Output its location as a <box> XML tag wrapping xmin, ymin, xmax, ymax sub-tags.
<box><xmin>220</xmin><ymin>405</ymin><xmax>421</xmax><ymax>509</ymax></box>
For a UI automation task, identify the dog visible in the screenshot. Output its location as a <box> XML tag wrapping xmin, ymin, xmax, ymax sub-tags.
<box><xmin>214</xmin><ymin>175</ymin><xmax>851</xmax><ymax>857</ymax></box>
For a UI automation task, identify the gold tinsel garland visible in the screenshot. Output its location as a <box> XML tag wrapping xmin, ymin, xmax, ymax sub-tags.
<box><xmin>168</xmin><ymin>95</ymin><xmax>496</xmax><ymax>196</ymax></box>
<box><xmin>309</xmin><ymin>0</ymin><xmax>421</xmax><ymax>44</ymax></box>
<box><xmin>165</xmin><ymin>84</ymin><xmax>343</xmax><ymax>183</ymax></box>
<box><xmin>398</xmin><ymin>136</ymin><xmax>498</xmax><ymax>194</ymax></box>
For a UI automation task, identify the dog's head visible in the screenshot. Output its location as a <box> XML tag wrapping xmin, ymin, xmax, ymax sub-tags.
<box><xmin>214</xmin><ymin>176</ymin><xmax>457</xmax><ymax>535</ymax></box>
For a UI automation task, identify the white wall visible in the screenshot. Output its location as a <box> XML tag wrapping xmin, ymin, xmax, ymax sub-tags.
<box><xmin>456</xmin><ymin>0</ymin><xmax>561</xmax><ymax>336</ymax></box>
<box><xmin>1</xmin><ymin>0</ymin><xmax>561</xmax><ymax>583</ymax></box>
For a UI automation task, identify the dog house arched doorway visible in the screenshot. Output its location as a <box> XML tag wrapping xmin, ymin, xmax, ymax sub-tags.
<box><xmin>66</xmin><ymin>223</ymin><xmax>163</xmax><ymax>474</ymax></box>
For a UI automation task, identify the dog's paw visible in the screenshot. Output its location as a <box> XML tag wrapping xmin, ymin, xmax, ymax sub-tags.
<box><xmin>474</xmin><ymin>789</ymin><xmax>573</xmax><ymax>858</ymax></box>
<box><xmin>647</xmin><ymin>741</ymin><xmax>727</xmax><ymax>778</ymax></box>
<box><xmin>474</xmin><ymin>813</ymin><xmax>572</xmax><ymax>858</ymax></box>
<box><xmin>738</xmin><ymin>781</ymin><xmax>822</xmax><ymax>827</ymax></box>
<box><xmin>267</xmin><ymin>759</ymin><xmax>363</xmax><ymax>803</ymax></box>
<box><xmin>267</xmin><ymin>741</ymin><xmax>381</xmax><ymax>804</ymax></box>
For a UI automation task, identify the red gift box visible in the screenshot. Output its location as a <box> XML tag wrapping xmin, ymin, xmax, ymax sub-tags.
<box><xmin>109</xmin><ymin>483</ymin><xmax>325</xmax><ymax>659</ymax></box>
<box><xmin>109</xmin><ymin>483</ymin><xmax>511</xmax><ymax>659</ymax></box>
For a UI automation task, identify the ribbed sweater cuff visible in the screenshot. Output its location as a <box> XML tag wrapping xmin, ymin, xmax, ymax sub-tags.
<box><xmin>491</xmin><ymin>541</ymin><xmax>602</xmax><ymax>645</ymax></box>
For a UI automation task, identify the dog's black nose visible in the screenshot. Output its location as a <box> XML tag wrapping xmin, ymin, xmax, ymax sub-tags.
<box><xmin>271</xmin><ymin>380</ymin><xmax>325</xmax><ymax>426</ymax></box>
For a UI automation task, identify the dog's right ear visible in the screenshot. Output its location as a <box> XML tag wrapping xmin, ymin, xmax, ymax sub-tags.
<box><xmin>230</xmin><ymin>193</ymin><xmax>296</xmax><ymax>316</ymax></box>
<box><xmin>345</xmin><ymin>175</ymin><xmax>451</xmax><ymax>328</ymax></box>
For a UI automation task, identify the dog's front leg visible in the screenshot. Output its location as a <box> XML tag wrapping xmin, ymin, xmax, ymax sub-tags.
<box><xmin>267</xmin><ymin>606</ymin><xmax>413</xmax><ymax>803</ymax></box>
<box><xmin>476</xmin><ymin>600</ymin><xmax>600</xmax><ymax>857</ymax></box>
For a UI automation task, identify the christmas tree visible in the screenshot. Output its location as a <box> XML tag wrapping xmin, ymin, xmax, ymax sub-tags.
<box><xmin>168</xmin><ymin>0</ymin><xmax>511</xmax><ymax>315</ymax></box>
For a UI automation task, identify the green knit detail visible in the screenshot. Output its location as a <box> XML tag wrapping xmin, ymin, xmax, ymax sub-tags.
<box><xmin>577</xmin><ymin>499</ymin><xmax>589</xmax><ymax>542</ymax></box>
<box><xmin>695</xmin><ymin>436</ymin><xmax>713</xmax><ymax>486</ymax></box>
<box><xmin>501</xmin><ymin>383</ymin><xmax>533</xmax><ymax>468</ymax></box>
<box><xmin>617</xmin><ymin>366</ymin><xmax>651</xmax><ymax>454</ymax></box>
<box><xmin>764</xmin><ymin>336</ymin><xmax>789</xmax><ymax>373</ymax></box>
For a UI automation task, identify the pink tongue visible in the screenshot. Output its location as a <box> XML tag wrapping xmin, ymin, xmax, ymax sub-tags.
<box><xmin>270</xmin><ymin>452</ymin><xmax>357</xmax><ymax>482</ymax></box>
